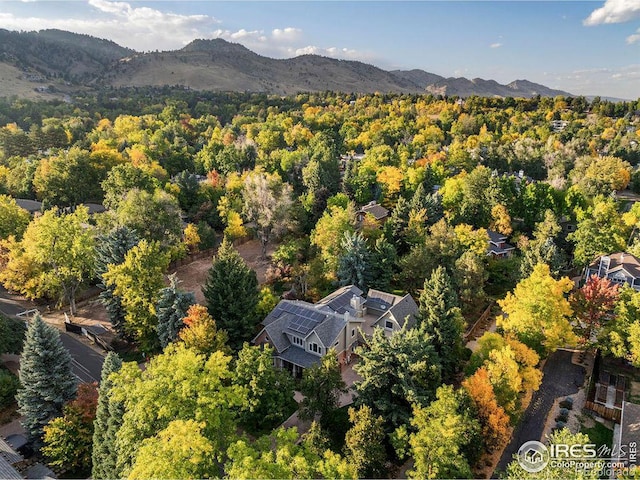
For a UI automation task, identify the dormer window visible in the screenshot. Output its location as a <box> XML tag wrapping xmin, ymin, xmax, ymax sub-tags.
<box><xmin>385</xmin><ymin>320</ymin><xmax>394</xmax><ymax>330</ymax></box>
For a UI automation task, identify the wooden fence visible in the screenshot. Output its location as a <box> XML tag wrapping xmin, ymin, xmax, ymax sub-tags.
<box><xmin>584</xmin><ymin>400</ymin><xmax>622</xmax><ymax>423</ymax></box>
<box><xmin>168</xmin><ymin>248</ymin><xmax>216</xmax><ymax>271</ymax></box>
<box><xmin>464</xmin><ymin>302</ymin><xmax>495</xmax><ymax>343</ymax></box>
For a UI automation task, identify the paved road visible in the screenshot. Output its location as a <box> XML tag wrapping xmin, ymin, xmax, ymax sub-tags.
<box><xmin>58</xmin><ymin>332</ymin><xmax>104</xmax><ymax>383</ymax></box>
<box><xmin>0</xmin><ymin>287</ymin><xmax>104</xmax><ymax>383</ymax></box>
<box><xmin>494</xmin><ymin>349</ymin><xmax>586</xmax><ymax>475</ymax></box>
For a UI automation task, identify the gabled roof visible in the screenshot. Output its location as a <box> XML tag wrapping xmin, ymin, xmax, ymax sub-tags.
<box><xmin>373</xmin><ymin>293</ymin><xmax>419</xmax><ymax>329</ymax></box>
<box><xmin>313</xmin><ymin>315</ymin><xmax>345</xmax><ymax>348</ymax></box>
<box><xmin>357</xmin><ymin>201</ymin><xmax>389</xmax><ymax>220</ymax></box>
<box><xmin>588</xmin><ymin>253</ymin><xmax>640</xmax><ymax>279</ymax></box>
<box><xmin>487</xmin><ymin>229</ymin><xmax>508</xmax><ymax>244</ymax></box>
<box><xmin>15</xmin><ymin>198</ymin><xmax>42</xmax><ymax>213</ymax></box>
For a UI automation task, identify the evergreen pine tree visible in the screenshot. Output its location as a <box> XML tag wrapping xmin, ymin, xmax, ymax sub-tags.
<box><xmin>96</xmin><ymin>227</ymin><xmax>139</xmax><ymax>338</ymax></box>
<box><xmin>92</xmin><ymin>352</ymin><xmax>122</xmax><ymax>480</ymax></box>
<box><xmin>156</xmin><ymin>274</ymin><xmax>196</xmax><ymax>348</ymax></box>
<box><xmin>368</xmin><ymin>237</ymin><xmax>397</xmax><ymax>292</ymax></box>
<box><xmin>418</xmin><ymin>266</ymin><xmax>465</xmax><ymax>382</ymax></box>
<box><xmin>337</xmin><ymin>231</ymin><xmax>373</xmax><ymax>292</ymax></box>
<box><xmin>17</xmin><ymin>314</ymin><xmax>77</xmax><ymax>447</ymax></box>
<box><xmin>202</xmin><ymin>239</ymin><xmax>259</xmax><ymax>351</ymax></box>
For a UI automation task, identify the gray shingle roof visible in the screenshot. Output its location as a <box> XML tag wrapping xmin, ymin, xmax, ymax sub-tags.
<box><xmin>277</xmin><ymin>347</ymin><xmax>322</xmax><ymax>369</ymax></box>
<box><xmin>263</xmin><ymin>313</ymin><xmax>292</xmax><ymax>353</ymax></box>
<box><xmin>487</xmin><ymin>229</ymin><xmax>507</xmax><ymax>244</ymax></box>
<box><xmin>357</xmin><ymin>201</ymin><xmax>389</xmax><ymax>220</ymax></box>
<box><xmin>313</xmin><ymin>315</ymin><xmax>345</xmax><ymax>348</ymax></box>
<box><xmin>388</xmin><ymin>294</ymin><xmax>419</xmax><ymax>328</ymax></box>
<box><xmin>0</xmin><ymin>437</ymin><xmax>23</xmax><ymax>480</ymax></box>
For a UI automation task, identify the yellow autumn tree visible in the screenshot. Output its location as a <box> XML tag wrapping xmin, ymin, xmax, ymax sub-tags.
<box><xmin>498</xmin><ymin>263</ymin><xmax>576</xmax><ymax>355</ymax></box>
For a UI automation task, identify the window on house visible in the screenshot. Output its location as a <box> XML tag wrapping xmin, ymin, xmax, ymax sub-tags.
<box><xmin>292</xmin><ymin>336</ymin><xmax>303</xmax><ymax>346</ymax></box>
<box><xmin>385</xmin><ymin>320</ymin><xmax>394</xmax><ymax>330</ymax></box>
<box><xmin>351</xmin><ymin>329</ymin><xmax>355</xmax><ymax>338</ymax></box>
<box><xmin>310</xmin><ymin>343</ymin><xmax>319</xmax><ymax>353</ymax></box>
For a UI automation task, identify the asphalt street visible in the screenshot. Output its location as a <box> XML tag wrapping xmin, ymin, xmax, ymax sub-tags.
<box><xmin>494</xmin><ymin>349</ymin><xmax>586</xmax><ymax>475</ymax></box>
<box><xmin>0</xmin><ymin>286</ymin><xmax>105</xmax><ymax>383</ymax></box>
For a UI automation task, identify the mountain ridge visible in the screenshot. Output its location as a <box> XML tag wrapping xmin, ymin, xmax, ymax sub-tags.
<box><xmin>0</xmin><ymin>29</ymin><xmax>575</xmax><ymax>98</ymax></box>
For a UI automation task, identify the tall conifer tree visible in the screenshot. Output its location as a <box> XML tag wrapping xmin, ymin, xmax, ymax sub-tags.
<box><xmin>17</xmin><ymin>314</ymin><xmax>76</xmax><ymax>447</ymax></box>
<box><xmin>418</xmin><ymin>266</ymin><xmax>465</xmax><ymax>382</ymax></box>
<box><xmin>92</xmin><ymin>352</ymin><xmax>123</xmax><ymax>480</ymax></box>
<box><xmin>202</xmin><ymin>239</ymin><xmax>258</xmax><ymax>351</ymax></box>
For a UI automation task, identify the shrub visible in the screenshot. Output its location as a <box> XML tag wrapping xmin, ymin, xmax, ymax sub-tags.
<box><xmin>0</xmin><ymin>369</ymin><xmax>20</xmax><ymax>408</ymax></box>
<box><xmin>559</xmin><ymin>398</ymin><xmax>574</xmax><ymax>409</ymax></box>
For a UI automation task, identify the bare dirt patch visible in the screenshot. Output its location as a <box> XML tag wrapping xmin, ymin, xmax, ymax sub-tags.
<box><xmin>174</xmin><ymin>239</ymin><xmax>277</xmax><ymax>304</ymax></box>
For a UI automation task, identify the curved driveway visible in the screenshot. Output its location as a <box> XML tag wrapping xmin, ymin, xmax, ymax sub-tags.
<box><xmin>494</xmin><ymin>349</ymin><xmax>586</xmax><ymax>475</ymax></box>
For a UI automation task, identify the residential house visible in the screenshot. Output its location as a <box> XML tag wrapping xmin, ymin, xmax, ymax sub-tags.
<box><xmin>486</xmin><ymin>229</ymin><xmax>515</xmax><ymax>258</ymax></box>
<box><xmin>356</xmin><ymin>201</ymin><xmax>389</xmax><ymax>225</ymax></box>
<box><xmin>253</xmin><ymin>285</ymin><xmax>418</xmax><ymax>377</ymax></box>
<box><xmin>586</xmin><ymin>253</ymin><xmax>640</xmax><ymax>291</ymax></box>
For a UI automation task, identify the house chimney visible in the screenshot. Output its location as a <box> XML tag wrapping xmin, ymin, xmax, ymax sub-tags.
<box><xmin>598</xmin><ymin>256</ymin><xmax>611</xmax><ymax>277</ymax></box>
<box><xmin>350</xmin><ymin>295</ymin><xmax>365</xmax><ymax>318</ymax></box>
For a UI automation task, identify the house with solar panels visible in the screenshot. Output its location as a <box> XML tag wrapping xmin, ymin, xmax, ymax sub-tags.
<box><xmin>253</xmin><ymin>285</ymin><xmax>418</xmax><ymax>377</ymax></box>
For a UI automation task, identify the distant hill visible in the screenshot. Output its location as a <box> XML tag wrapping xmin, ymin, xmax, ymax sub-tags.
<box><xmin>0</xmin><ymin>29</ymin><xmax>134</xmax><ymax>83</ymax></box>
<box><xmin>0</xmin><ymin>29</ymin><xmax>576</xmax><ymax>98</ymax></box>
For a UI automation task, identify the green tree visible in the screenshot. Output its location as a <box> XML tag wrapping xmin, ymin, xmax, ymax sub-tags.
<box><xmin>354</xmin><ymin>327</ymin><xmax>442</xmax><ymax>431</ymax></box>
<box><xmin>33</xmin><ymin>147</ymin><xmax>113</xmax><ymax>205</ymax></box>
<box><xmin>111</xmin><ymin>344</ymin><xmax>246</xmax><ymax>476</ymax></box>
<box><xmin>17</xmin><ymin>314</ymin><xmax>77</xmax><ymax>446</ymax></box>
<box><xmin>337</xmin><ymin>231</ymin><xmax>372</xmax><ymax>292</ymax></box>
<box><xmin>101</xmin><ymin>163</ymin><xmax>158</xmax><ymax>210</ymax></box>
<box><xmin>498</xmin><ymin>263</ymin><xmax>576</xmax><ymax>355</ymax></box>
<box><xmin>344</xmin><ymin>405</ymin><xmax>387</xmax><ymax>478</ymax></box>
<box><xmin>234</xmin><ymin>344</ymin><xmax>296</xmax><ymax>434</ymax></box>
<box><xmin>569</xmin><ymin>196</ymin><xmax>629</xmax><ymax>267</ymax></box>
<box><xmin>128</xmin><ymin>420</ymin><xmax>217</xmax><ymax>480</ymax></box>
<box><xmin>299</xmin><ymin>351</ymin><xmax>347</xmax><ymax>430</ymax></box>
<box><xmin>243</xmin><ymin>170</ymin><xmax>294</xmax><ymax>257</ymax></box>
<box><xmin>368</xmin><ymin>236</ymin><xmax>397</xmax><ymax>292</ymax></box>
<box><xmin>0</xmin><ymin>313</ymin><xmax>26</xmax><ymax>355</ymax></box>
<box><xmin>0</xmin><ymin>194</ymin><xmax>30</xmax><ymax>240</ymax></box>
<box><xmin>406</xmin><ymin>385</ymin><xmax>478</xmax><ymax>480</ymax></box>
<box><xmin>225</xmin><ymin>427</ymin><xmax>357</xmax><ymax>480</ymax></box>
<box><xmin>42</xmin><ymin>383</ymin><xmax>98</xmax><ymax>474</ymax></box>
<box><xmin>114</xmin><ymin>188</ymin><xmax>183</xmax><ymax>248</ymax></box>
<box><xmin>203</xmin><ymin>239</ymin><xmax>259</xmax><ymax>351</ymax></box>
<box><xmin>417</xmin><ymin>266</ymin><xmax>465</xmax><ymax>381</ymax></box>
<box><xmin>18</xmin><ymin>206</ymin><xmax>95</xmax><ymax>314</ymax></box>
<box><xmin>96</xmin><ymin>227</ymin><xmax>140</xmax><ymax>338</ymax></box>
<box><xmin>103</xmin><ymin>239</ymin><xmax>170</xmax><ymax>353</ymax></box>
<box><xmin>311</xmin><ymin>203</ymin><xmax>356</xmax><ymax>274</ymax></box>
<box><xmin>92</xmin><ymin>352</ymin><xmax>123</xmax><ymax>480</ymax></box>
<box><xmin>156</xmin><ymin>274</ymin><xmax>196</xmax><ymax>348</ymax></box>
<box><xmin>599</xmin><ymin>286</ymin><xmax>640</xmax><ymax>366</ymax></box>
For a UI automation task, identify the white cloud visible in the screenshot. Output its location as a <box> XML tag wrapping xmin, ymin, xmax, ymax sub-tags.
<box><xmin>584</xmin><ymin>0</ymin><xmax>640</xmax><ymax>25</ymax></box>
<box><xmin>271</xmin><ymin>27</ymin><xmax>302</xmax><ymax>42</ymax></box>
<box><xmin>490</xmin><ymin>42</ymin><xmax>503</xmax><ymax>49</ymax></box>
<box><xmin>627</xmin><ymin>30</ymin><xmax>640</xmax><ymax>44</ymax></box>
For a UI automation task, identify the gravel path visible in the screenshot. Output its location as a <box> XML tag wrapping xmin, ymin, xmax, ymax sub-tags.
<box><xmin>494</xmin><ymin>349</ymin><xmax>586</xmax><ymax>475</ymax></box>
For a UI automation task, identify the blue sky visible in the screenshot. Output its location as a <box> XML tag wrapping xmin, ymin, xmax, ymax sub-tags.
<box><xmin>0</xmin><ymin>1</ymin><xmax>639</xmax><ymax>99</ymax></box>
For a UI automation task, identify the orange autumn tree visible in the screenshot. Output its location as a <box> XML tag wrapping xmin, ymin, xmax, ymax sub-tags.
<box><xmin>462</xmin><ymin>367</ymin><xmax>511</xmax><ymax>453</ymax></box>
<box><xmin>179</xmin><ymin>304</ymin><xmax>230</xmax><ymax>356</ymax></box>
